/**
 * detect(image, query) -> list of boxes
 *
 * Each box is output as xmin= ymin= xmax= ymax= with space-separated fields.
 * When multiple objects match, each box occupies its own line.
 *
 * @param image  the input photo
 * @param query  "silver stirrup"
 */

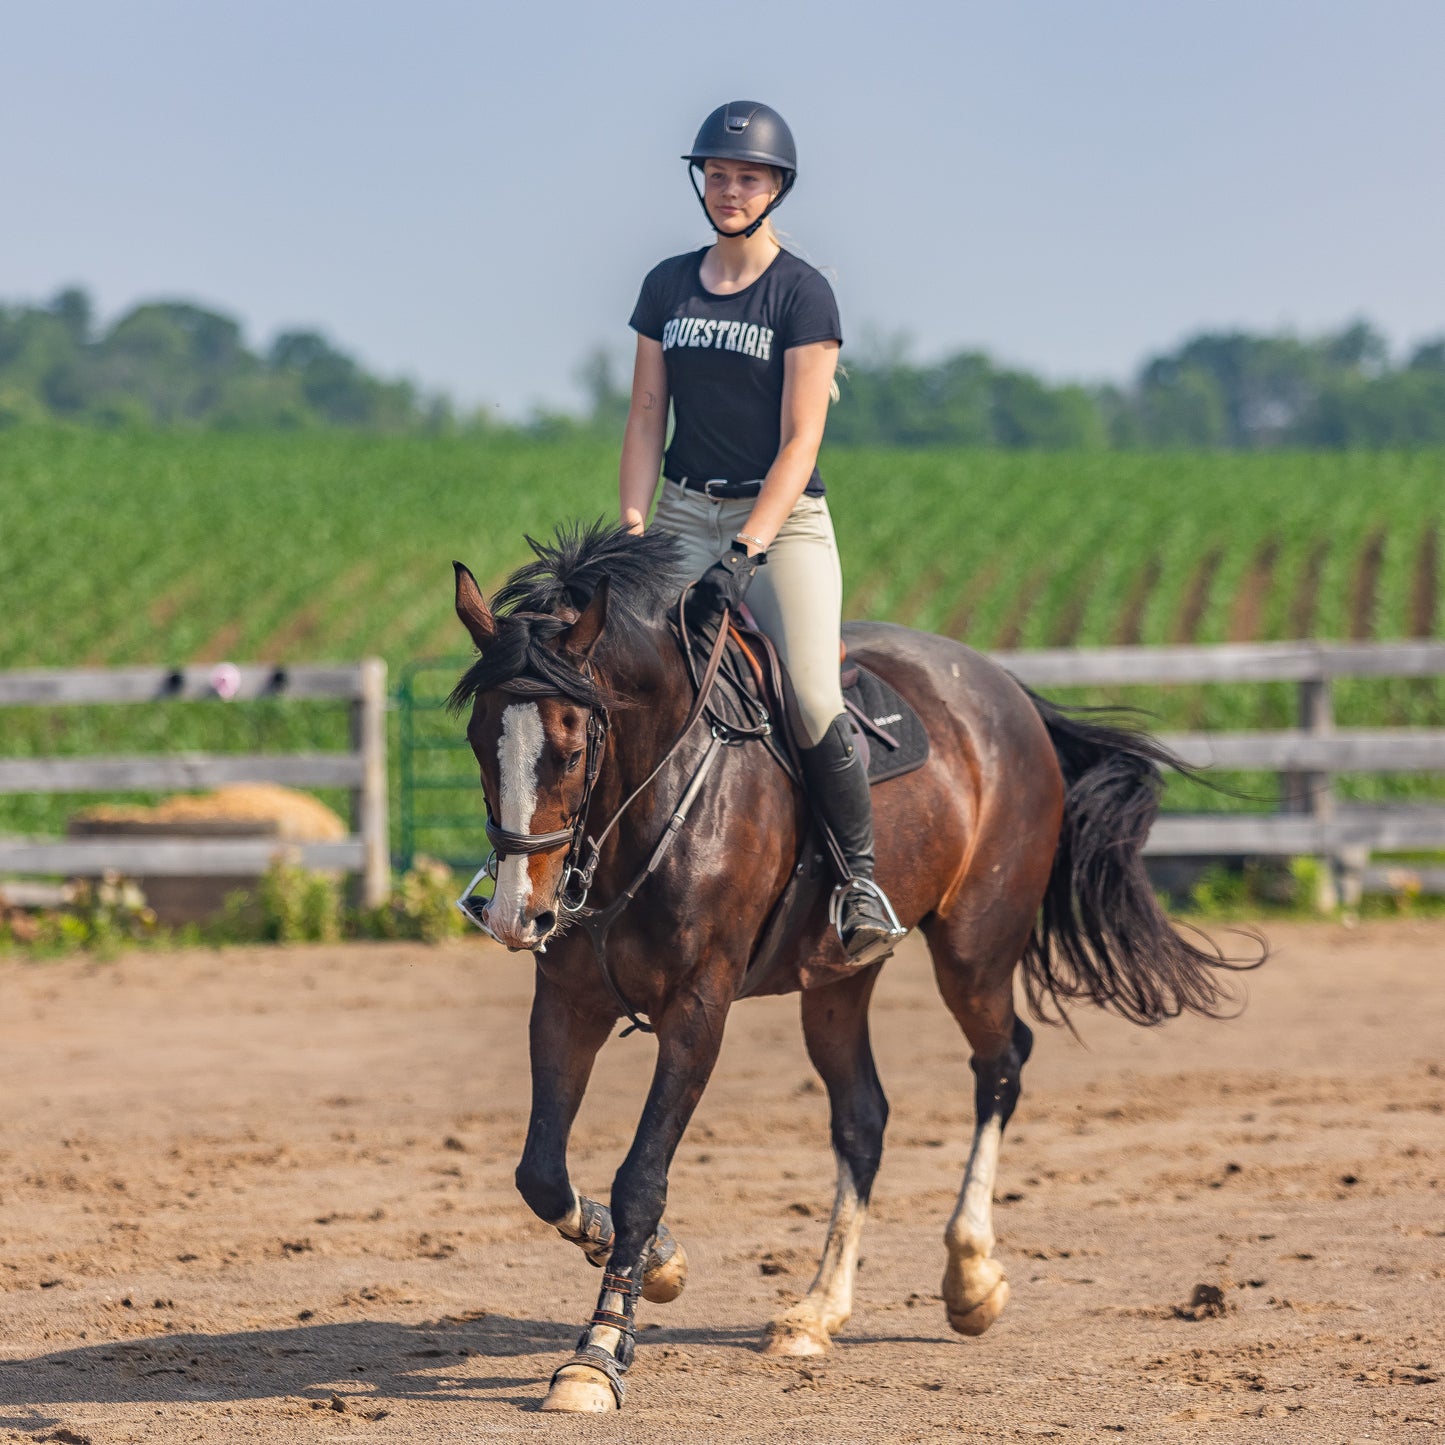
xmin=828 ymin=877 xmax=907 ymax=966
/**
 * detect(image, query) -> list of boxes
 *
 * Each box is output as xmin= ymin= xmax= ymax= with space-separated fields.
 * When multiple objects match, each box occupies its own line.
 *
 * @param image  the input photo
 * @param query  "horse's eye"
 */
xmin=565 ymin=749 xmax=583 ymax=774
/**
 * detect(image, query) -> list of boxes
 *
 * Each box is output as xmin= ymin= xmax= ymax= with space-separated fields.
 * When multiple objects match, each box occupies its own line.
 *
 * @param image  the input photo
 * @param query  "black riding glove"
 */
xmin=688 ymin=547 xmax=765 ymax=625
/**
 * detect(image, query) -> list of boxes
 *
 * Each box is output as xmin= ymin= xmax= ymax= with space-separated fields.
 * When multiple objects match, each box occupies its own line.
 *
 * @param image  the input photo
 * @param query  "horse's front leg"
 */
xmin=541 ymin=983 xmax=730 ymax=1414
xmin=513 ymin=968 xmax=613 ymax=1230
xmin=516 ymin=972 xmax=689 ymax=1303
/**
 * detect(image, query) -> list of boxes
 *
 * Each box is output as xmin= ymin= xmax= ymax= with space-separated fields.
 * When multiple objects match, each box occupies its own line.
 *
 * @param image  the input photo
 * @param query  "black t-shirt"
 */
xmin=629 ymin=247 xmax=842 ymax=495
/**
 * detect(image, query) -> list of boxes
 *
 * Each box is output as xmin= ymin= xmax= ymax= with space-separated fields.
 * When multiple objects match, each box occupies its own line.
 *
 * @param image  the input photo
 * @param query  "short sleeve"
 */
xmin=782 ymin=268 xmax=843 ymax=351
xmin=629 ymin=264 xmax=667 ymax=341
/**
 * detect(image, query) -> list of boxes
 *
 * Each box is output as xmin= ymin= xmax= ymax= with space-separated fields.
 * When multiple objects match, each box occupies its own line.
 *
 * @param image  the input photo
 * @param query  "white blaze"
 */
xmin=490 ymin=702 xmax=544 ymax=932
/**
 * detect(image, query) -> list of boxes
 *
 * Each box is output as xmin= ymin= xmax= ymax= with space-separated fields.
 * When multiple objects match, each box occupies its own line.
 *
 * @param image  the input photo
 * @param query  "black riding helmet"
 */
xmin=683 ymin=100 xmax=797 ymax=239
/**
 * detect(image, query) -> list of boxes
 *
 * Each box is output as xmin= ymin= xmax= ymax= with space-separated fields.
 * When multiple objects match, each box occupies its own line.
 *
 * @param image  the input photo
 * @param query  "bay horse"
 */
xmin=449 ymin=523 xmax=1255 ymax=1414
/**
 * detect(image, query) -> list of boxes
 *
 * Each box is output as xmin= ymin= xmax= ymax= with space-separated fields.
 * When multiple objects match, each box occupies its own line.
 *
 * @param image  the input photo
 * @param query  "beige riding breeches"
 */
xmin=651 ymin=480 xmax=845 ymax=748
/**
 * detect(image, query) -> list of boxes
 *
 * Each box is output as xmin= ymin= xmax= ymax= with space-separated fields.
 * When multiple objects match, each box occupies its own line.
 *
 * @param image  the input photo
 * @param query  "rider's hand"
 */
xmin=687 ymin=547 xmax=764 ymax=625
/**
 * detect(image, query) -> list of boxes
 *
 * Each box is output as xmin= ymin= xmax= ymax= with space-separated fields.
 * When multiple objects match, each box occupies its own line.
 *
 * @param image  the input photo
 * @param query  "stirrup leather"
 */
xmin=828 ymin=877 xmax=907 ymax=966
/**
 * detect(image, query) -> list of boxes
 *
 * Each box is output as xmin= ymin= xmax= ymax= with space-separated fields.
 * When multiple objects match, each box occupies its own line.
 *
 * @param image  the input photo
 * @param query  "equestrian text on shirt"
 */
xmin=661 ymin=316 xmax=774 ymax=360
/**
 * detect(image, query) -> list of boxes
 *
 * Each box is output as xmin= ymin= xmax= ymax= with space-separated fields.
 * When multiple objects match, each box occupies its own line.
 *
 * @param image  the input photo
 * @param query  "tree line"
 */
xmin=576 ymin=321 xmax=1445 ymax=450
xmin=3 ymin=286 xmax=1442 ymax=447
xmin=0 ymin=288 xmax=443 ymax=431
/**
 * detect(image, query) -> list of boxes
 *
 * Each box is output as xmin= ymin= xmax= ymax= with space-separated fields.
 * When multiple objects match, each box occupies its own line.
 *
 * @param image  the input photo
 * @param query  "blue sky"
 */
xmin=3 ymin=0 xmax=1441 ymax=415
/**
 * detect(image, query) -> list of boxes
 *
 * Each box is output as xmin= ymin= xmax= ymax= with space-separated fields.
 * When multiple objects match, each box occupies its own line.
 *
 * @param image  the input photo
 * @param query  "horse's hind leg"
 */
xmin=946 ymin=1012 xmax=1032 ymax=1335
xmin=764 ymin=967 xmax=887 ymax=1358
xmin=925 ymin=919 xmax=1034 ymax=1337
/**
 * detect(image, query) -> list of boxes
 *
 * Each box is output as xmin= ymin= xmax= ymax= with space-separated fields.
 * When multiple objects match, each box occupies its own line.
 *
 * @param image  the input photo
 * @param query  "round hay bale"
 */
xmin=74 ymin=784 xmax=346 ymax=841
xmin=68 ymin=785 xmax=347 ymax=924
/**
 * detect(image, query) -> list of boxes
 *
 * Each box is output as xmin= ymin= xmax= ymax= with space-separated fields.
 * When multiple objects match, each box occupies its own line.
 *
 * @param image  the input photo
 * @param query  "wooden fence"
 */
xmin=0 ymin=661 xmax=389 ymax=907
xmin=2 ymin=641 xmax=1442 ymax=910
xmin=994 ymin=638 xmax=1445 ymax=902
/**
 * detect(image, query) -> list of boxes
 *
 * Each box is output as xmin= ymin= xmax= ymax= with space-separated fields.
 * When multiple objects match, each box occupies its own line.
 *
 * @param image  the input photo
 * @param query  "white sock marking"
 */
xmin=949 ymin=1114 xmax=1003 ymax=1258
xmin=814 ymin=1155 xmax=867 ymax=1322
xmin=785 ymin=1152 xmax=868 ymax=1337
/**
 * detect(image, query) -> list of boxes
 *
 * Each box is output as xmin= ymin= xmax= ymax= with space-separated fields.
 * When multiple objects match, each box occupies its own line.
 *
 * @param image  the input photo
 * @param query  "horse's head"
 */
xmin=450 ymin=561 xmax=611 ymax=952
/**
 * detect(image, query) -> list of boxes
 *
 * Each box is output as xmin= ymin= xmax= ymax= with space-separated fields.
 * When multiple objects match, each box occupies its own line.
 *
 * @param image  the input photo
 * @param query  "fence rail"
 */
xmin=0 ymin=664 xmax=367 ymax=706
xmin=995 ymin=638 xmax=1445 ymax=903
xmin=1146 ymin=808 xmax=1445 ymax=854
xmin=394 ymin=639 xmax=1444 ymax=900
xmin=0 ymin=754 xmax=366 ymax=793
xmin=0 ymin=660 xmax=389 ymax=906
xmin=992 ymin=639 xmax=1445 ymax=686
xmin=1151 ymin=730 xmax=1445 ymax=774
xmin=6 ymin=640 xmax=1443 ymax=910
xmin=0 ymin=837 xmax=366 ymax=876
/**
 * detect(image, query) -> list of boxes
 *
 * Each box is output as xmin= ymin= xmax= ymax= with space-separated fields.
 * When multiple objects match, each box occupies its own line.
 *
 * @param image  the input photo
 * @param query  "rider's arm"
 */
xmin=736 ymin=339 xmax=840 ymax=555
xmin=619 ymin=335 xmax=669 ymax=535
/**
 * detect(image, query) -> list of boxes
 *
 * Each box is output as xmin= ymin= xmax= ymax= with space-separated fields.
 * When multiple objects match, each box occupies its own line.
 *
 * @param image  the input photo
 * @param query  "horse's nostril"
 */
xmin=533 ymin=911 xmax=557 ymax=936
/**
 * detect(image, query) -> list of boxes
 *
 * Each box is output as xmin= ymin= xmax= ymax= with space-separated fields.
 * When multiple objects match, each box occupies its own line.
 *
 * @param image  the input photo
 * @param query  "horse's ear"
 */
xmin=562 ymin=577 xmax=609 ymax=660
xmin=453 ymin=562 xmax=497 ymax=649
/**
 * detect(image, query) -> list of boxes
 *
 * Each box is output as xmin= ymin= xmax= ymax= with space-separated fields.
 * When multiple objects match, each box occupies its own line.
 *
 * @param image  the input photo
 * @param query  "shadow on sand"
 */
xmin=0 ymin=1312 xmax=765 ymax=1414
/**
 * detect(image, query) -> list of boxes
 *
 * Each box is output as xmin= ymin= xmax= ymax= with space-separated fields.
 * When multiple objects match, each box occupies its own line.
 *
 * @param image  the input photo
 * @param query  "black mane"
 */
xmin=449 ymin=521 xmax=687 ymax=712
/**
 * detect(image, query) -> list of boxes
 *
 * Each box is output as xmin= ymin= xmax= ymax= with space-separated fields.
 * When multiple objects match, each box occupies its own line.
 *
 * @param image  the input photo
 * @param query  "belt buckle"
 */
xmin=702 ymin=479 xmax=729 ymax=500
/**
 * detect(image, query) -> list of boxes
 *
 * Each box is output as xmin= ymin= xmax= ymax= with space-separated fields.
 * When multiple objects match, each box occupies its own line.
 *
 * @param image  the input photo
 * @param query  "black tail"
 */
xmin=1020 ymin=690 xmax=1265 ymax=1027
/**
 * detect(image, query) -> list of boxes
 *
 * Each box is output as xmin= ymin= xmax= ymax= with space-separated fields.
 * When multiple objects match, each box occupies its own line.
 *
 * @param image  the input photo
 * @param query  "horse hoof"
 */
xmin=947 ymin=1277 xmax=1010 ymax=1337
xmin=540 ymin=1365 xmax=618 ymax=1413
xmin=642 ymin=1234 xmax=688 ymax=1303
xmin=762 ymin=1319 xmax=831 ymax=1358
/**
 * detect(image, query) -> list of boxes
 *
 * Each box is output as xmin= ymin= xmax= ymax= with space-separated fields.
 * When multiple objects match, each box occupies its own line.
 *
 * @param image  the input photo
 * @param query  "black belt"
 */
xmin=673 ymin=477 xmax=764 ymax=499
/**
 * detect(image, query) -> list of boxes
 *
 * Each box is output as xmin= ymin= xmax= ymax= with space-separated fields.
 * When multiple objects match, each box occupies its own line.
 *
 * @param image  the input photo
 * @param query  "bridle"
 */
xmin=456 ymin=601 xmax=736 ymax=1030
xmin=466 ymin=671 xmax=612 ymax=924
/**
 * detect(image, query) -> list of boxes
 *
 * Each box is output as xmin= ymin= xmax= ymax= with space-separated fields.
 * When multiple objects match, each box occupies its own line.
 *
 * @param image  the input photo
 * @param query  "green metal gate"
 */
xmin=394 ymin=657 xmax=487 ymax=872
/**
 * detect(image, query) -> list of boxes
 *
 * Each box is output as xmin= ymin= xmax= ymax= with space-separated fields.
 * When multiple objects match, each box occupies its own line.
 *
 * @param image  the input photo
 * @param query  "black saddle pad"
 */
xmin=842 ymin=663 xmax=929 ymax=785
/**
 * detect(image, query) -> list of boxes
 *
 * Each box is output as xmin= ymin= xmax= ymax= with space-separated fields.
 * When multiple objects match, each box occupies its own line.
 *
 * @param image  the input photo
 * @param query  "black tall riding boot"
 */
xmin=799 ymin=714 xmax=907 ymax=967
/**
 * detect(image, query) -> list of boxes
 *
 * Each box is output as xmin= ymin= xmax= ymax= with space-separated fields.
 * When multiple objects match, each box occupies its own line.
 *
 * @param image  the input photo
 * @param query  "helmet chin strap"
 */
xmin=688 ymin=163 xmax=795 ymax=240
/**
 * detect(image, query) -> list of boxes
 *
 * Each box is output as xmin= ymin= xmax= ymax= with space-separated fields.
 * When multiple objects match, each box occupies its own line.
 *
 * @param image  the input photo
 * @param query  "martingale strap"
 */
xmin=465 ymin=599 xmax=737 ymax=1041
xmin=570 ymin=606 xmax=732 ymax=888
xmin=567 ymin=608 xmax=733 ymax=1036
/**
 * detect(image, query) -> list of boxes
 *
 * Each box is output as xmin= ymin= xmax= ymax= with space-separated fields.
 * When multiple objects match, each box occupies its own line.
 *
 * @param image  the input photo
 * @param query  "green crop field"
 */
xmin=1 ymin=429 xmax=1441 ymax=853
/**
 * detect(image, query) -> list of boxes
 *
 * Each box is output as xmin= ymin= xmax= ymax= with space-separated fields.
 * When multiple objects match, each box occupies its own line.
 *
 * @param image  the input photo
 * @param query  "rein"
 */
xmin=468 ymin=601 xmax=736 ymax=1036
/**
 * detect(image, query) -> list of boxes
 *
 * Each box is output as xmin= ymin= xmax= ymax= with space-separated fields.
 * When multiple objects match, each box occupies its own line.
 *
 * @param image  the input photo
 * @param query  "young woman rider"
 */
xmin=619 ymin=99 xmax=905 ymax=968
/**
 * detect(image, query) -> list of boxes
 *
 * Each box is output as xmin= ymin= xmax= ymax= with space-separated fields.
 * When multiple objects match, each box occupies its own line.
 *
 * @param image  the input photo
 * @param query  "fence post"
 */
xmin=397 ymin=666 xmax=416 ymax=875
xmin=352 ymin=657 xmax=390 ymax=909
xmin=1296 ymin=669 xmax=1339 ymax=911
